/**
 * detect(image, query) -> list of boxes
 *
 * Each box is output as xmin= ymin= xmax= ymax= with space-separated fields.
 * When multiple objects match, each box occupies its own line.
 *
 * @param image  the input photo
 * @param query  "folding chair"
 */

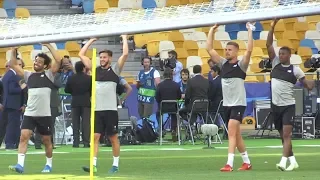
xmin=187 ymin=99 xmax=209 ymax=145
xmin=209 ymin=100 xmax=228 ymax=135
xmin=56 ymin=98 xmax=72 ymax=145
xmin=159 ymin=100 xmax=181 ymax=146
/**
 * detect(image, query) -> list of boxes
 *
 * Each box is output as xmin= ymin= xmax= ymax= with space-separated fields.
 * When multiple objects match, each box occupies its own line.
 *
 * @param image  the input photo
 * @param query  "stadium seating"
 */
xmin=0 ymin=8 xmax=7 ymax=18
xmin=94 ymin=0 xmax=109 ymax=13
xmin=72 ymin=0 xmax=82 ymax=6
xmin=142 ymin=0 xmax=156 ymax=8
xmin=15 ymin=7 xmax=30 ymax=18
xmin=3 ymin=0 xmax=16 ymax=18
xmin=83 ymin=0 xmax=94 ymax=13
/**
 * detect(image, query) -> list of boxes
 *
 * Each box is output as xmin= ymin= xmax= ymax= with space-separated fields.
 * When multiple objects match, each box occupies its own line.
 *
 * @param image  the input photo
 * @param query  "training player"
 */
xmin=79 ymin=35 xmax=128 ymax=174
xmin=207 ymin=23 xmax=253 ymax=172
xmin=9 ymin=44 xmax=62 ymax=173
xmin=267 ymin=19 xmax=314 ymax=171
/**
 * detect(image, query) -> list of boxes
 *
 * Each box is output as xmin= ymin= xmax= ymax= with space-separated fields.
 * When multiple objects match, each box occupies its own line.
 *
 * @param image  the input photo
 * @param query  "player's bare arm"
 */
xmin=117 ymin=35 xmax=129 ymax=71
xmin=79 ymin=38 xmax=97 ymax=70
xmin=9 ymin=47 xmax=24 ymax=78
xmin=242 ymin=22 xmax=254 ymax=66
xmin=206 ymin=24 xmax=224 ymax=64
xmin=301 ymin=77 xmax=315 ymax=90
xmin=266 ymin=19 xmax=279 ymax=61
xmin=43 ymin=44 xmax=62 ymax=74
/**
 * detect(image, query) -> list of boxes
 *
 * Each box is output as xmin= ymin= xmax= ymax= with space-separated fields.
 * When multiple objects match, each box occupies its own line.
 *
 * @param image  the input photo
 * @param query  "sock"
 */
xmin=93 ymin=157 xmax=97 ymax=167
xmin=279 ymin=156 xmax=288 ymax=167
xmin=226 ymin=153 xmax=235 ymax=167
xmin=112 ymin=156 xmax=119 ymax=167
xmin=288 ymin=156 xmax=297 ymax=164
xmin=17 ymin=153 xmax=25 ymax=167
xmin=241 ymin=151 xmax=251 ymax=164
xmin=46 ymin=157 xmax=52 ymax=168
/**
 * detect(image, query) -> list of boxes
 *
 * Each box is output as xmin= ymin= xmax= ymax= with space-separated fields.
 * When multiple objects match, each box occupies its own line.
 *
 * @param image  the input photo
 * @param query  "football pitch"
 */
xmin=0 ymin=139 xmax=319 ymax=180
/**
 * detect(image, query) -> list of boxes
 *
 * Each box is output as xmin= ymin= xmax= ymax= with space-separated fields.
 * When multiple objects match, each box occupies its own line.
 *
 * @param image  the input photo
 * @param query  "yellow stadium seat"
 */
xmin=277 ymin=39 xmax=295 ymax=54
xmin=260 ymin=20 xmax=273 ymax=31
xmin=283 ymin=18 xmax=297 ymax=31
xmin=134 ymin=34 xmax=149 ymax=48
xmin=147 ymin=40 xmax=160 ymax=56
xmin=56 ymin=49 xmax=70 ymax=58
xmin=202 ymin=64 xmax=210 ymax=75
xmin=198 ymin=48 xmax=210 ymax=64
xmin=199 ymin=27 xmax=210 ymax=36
xmin=86 ymin=49 xmax=93 ymax=59
xmin=0 ymin=48 xmax=8 ymax=61
xmin=18 ymin=45 xmax=34 ymax=66
xmin=251 ymin=47 xmax=264 ymax=63
xmin=94 ymin=0 xmax=109 ymax=13
xmin=15 ymin=8 xmax=30 ymax=18
xmin=0 ymin=0 xmax=3 ymax=8
xmin=180 ymin=0 xmax=189 ymax=5
xmin=108 ymin=0 xmax=119 ymax=7
xmin=158 ymin=31 xmax=171 ymax=41
xmin=282 ymin=31 xmax=300 ymax=50
xmin=65 ymin=41 xmax=81 ymax=57
xmin=253 ymin=40 xmax=267 ymax=55
xmin=183 ymin=40 xmax=199 ymax=56
xmin=211 ymin=40 xmax=224 ymax=57
xmin=168 ymin=31 xmax=185 ymax=48
xmin=175 ymin=48 xmax=188 ymax=67
xmin=294 ymin=22 xmax=309 ymax=40
xmin=274 ymin=20 xmax=286 ymax=40
xmin=232 ymin=40 xmax=246 ymax=55
xmin=189 ymin=0 xmax=203 ymax=4
xmin=245 ymin=74 xmax=259 ymax=82
xmin=306 ymin=15 xmax=320 ymax=30
xmin=166 ymin=0 xmax=181 ymax=6
xmin=297 ymin=47 xmax=313 ymax=61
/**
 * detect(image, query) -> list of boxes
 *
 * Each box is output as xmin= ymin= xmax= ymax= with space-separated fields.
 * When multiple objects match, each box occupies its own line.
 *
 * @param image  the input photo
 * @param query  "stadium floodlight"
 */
xmin=0 ymin=0 xmax=319 ymax=47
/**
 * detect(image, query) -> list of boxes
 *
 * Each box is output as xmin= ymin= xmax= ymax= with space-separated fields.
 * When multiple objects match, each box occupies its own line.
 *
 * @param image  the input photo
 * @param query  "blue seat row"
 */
xmin=300 ymin=39 xmax=319 ymax=54
xmin=225 ymin=22 xmax=263 ymax=40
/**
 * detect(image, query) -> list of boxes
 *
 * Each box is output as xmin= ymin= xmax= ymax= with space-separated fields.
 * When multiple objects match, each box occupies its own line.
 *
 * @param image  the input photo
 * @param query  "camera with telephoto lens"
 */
xmin=164 ymin=57 xmax=176 ymax=69
xmin=259 ymin=58 xmax=272 ymax=69
xmin=310 ymin=57 xmax=320 ymax=69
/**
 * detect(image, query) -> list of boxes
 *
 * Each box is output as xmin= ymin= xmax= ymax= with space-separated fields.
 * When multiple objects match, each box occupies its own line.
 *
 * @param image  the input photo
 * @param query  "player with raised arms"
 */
xmin=267 ymin=19 xmax=314 ymax=171
xmin=79 ymin=35 xmax=128 ymax=174
xmin=207 ymin=22 xmax=253 ymax=172
xmin=9 ymin=44 xmax=62 ymax=173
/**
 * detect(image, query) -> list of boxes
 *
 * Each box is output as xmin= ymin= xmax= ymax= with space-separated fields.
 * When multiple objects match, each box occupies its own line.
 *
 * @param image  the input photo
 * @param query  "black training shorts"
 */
xmin=21 ymin=116 xmax=53 ymax=136
xmin=95 ymin=110 xmax=119 ymax=136
xmin=272 ymin=104 xmax=295 ymax=130
xmin=224 ymin=106 xmax=246 ymax=122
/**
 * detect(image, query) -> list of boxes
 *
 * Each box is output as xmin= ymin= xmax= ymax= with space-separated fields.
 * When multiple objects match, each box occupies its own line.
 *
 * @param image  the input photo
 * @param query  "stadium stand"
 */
xmin=0 ymin=0 xmax=320 ymax=84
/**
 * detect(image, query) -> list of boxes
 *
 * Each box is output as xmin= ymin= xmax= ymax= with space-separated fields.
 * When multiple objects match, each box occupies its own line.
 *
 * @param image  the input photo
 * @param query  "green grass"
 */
xmin=0 ymin=139 xmax=319 ymax=180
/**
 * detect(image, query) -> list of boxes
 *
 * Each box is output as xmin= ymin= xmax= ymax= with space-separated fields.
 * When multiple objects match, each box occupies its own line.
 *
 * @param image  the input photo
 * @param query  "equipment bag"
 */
xmin=136 ymin=118 xmax=158 ymax=143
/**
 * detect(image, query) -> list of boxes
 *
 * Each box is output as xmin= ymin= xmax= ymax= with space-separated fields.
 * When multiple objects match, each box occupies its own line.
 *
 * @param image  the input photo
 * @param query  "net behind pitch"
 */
xmin=0 ymin=0 xmax=319 ymax=47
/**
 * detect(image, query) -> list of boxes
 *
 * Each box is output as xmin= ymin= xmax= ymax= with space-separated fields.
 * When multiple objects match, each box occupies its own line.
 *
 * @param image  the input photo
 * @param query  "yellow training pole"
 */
xmin=89 ymin=48 xmax=97 ymax=180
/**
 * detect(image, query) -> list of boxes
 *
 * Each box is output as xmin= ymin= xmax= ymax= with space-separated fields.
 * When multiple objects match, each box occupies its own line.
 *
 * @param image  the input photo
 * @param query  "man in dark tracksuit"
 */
xmin=34 ymin=73 xmax=62 ymax=149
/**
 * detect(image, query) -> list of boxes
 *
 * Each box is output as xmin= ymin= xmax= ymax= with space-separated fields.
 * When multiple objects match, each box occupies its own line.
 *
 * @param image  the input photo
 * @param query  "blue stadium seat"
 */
xmin=56 ymin=42 xmax=66 ymax=49
xmin=300 ymin=39 xmax=319 ymax=54
xmin=253 ymin=22 xmax=263 ymax=40
xmin=72 ymin=0 xmax=82 ymax=6
xmin=142 ymin=0 xmax=157 ymax=9
xmin=225 ymin=23 xmax=241 ymax=40
xmin=82 ymin=0 xmax=94 ymax=14
xmin=33 ymin=44 xmax=42 ymax=50
xmin=3 ymin=0 xmax=17 ymax=18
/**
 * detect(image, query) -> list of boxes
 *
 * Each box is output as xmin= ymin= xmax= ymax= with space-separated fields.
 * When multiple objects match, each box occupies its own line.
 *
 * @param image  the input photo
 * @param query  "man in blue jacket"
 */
xmin=0 ymin=58 xmax=26 ymax=150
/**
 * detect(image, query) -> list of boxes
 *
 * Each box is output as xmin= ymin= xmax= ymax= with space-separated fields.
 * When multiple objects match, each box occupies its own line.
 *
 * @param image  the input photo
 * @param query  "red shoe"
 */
xmin=220 ymin=164 xmax=233 ymax=172
xmin=238 ymin=163 xmax=252 ymax=171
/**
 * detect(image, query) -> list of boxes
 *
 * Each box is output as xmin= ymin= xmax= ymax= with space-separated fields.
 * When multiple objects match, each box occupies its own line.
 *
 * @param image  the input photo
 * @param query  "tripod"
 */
xmin=313 ymin=71 xmax=320 ymax=136
xmin=254 ymin=111 xmax=273 ymax=138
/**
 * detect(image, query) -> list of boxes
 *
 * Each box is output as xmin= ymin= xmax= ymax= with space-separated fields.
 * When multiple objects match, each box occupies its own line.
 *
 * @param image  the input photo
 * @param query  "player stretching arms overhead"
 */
xmin=207 ymin=23 xmax=253 ymax=172
xmin=79 ymin=35 xmax=128 ymax=174
xmin=267 ymin=19 xmax=314 ymax=171
xmin=9 ymin=44 xmax=62 ymax=173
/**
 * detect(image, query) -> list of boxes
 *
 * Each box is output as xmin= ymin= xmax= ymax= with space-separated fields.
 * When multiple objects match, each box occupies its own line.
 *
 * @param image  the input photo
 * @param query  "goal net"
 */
xmin=0 ymin=0 xmax=319 ymax=47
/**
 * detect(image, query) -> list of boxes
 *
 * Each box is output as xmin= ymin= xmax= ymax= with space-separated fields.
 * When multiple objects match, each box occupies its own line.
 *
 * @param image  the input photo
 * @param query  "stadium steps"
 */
xmin=16 ymin=0 xmax=83 ymax=16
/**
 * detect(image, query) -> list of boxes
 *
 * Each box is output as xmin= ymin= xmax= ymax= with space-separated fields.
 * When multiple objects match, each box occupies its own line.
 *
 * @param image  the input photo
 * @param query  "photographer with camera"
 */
xmin=164 ymin=50 xmax=183 ymax=83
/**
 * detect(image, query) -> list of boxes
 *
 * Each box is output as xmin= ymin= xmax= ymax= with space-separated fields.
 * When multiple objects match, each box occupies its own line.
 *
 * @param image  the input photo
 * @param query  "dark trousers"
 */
xmin=0 ymin=108 xmax=21 ymax=149
xmin=34 ymin=107 xmax=59 ymax=147
xmin=156 ymin=112 xmax=177 ymax=131
xmin=72 ymin=107 xmax=90 ymax=146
